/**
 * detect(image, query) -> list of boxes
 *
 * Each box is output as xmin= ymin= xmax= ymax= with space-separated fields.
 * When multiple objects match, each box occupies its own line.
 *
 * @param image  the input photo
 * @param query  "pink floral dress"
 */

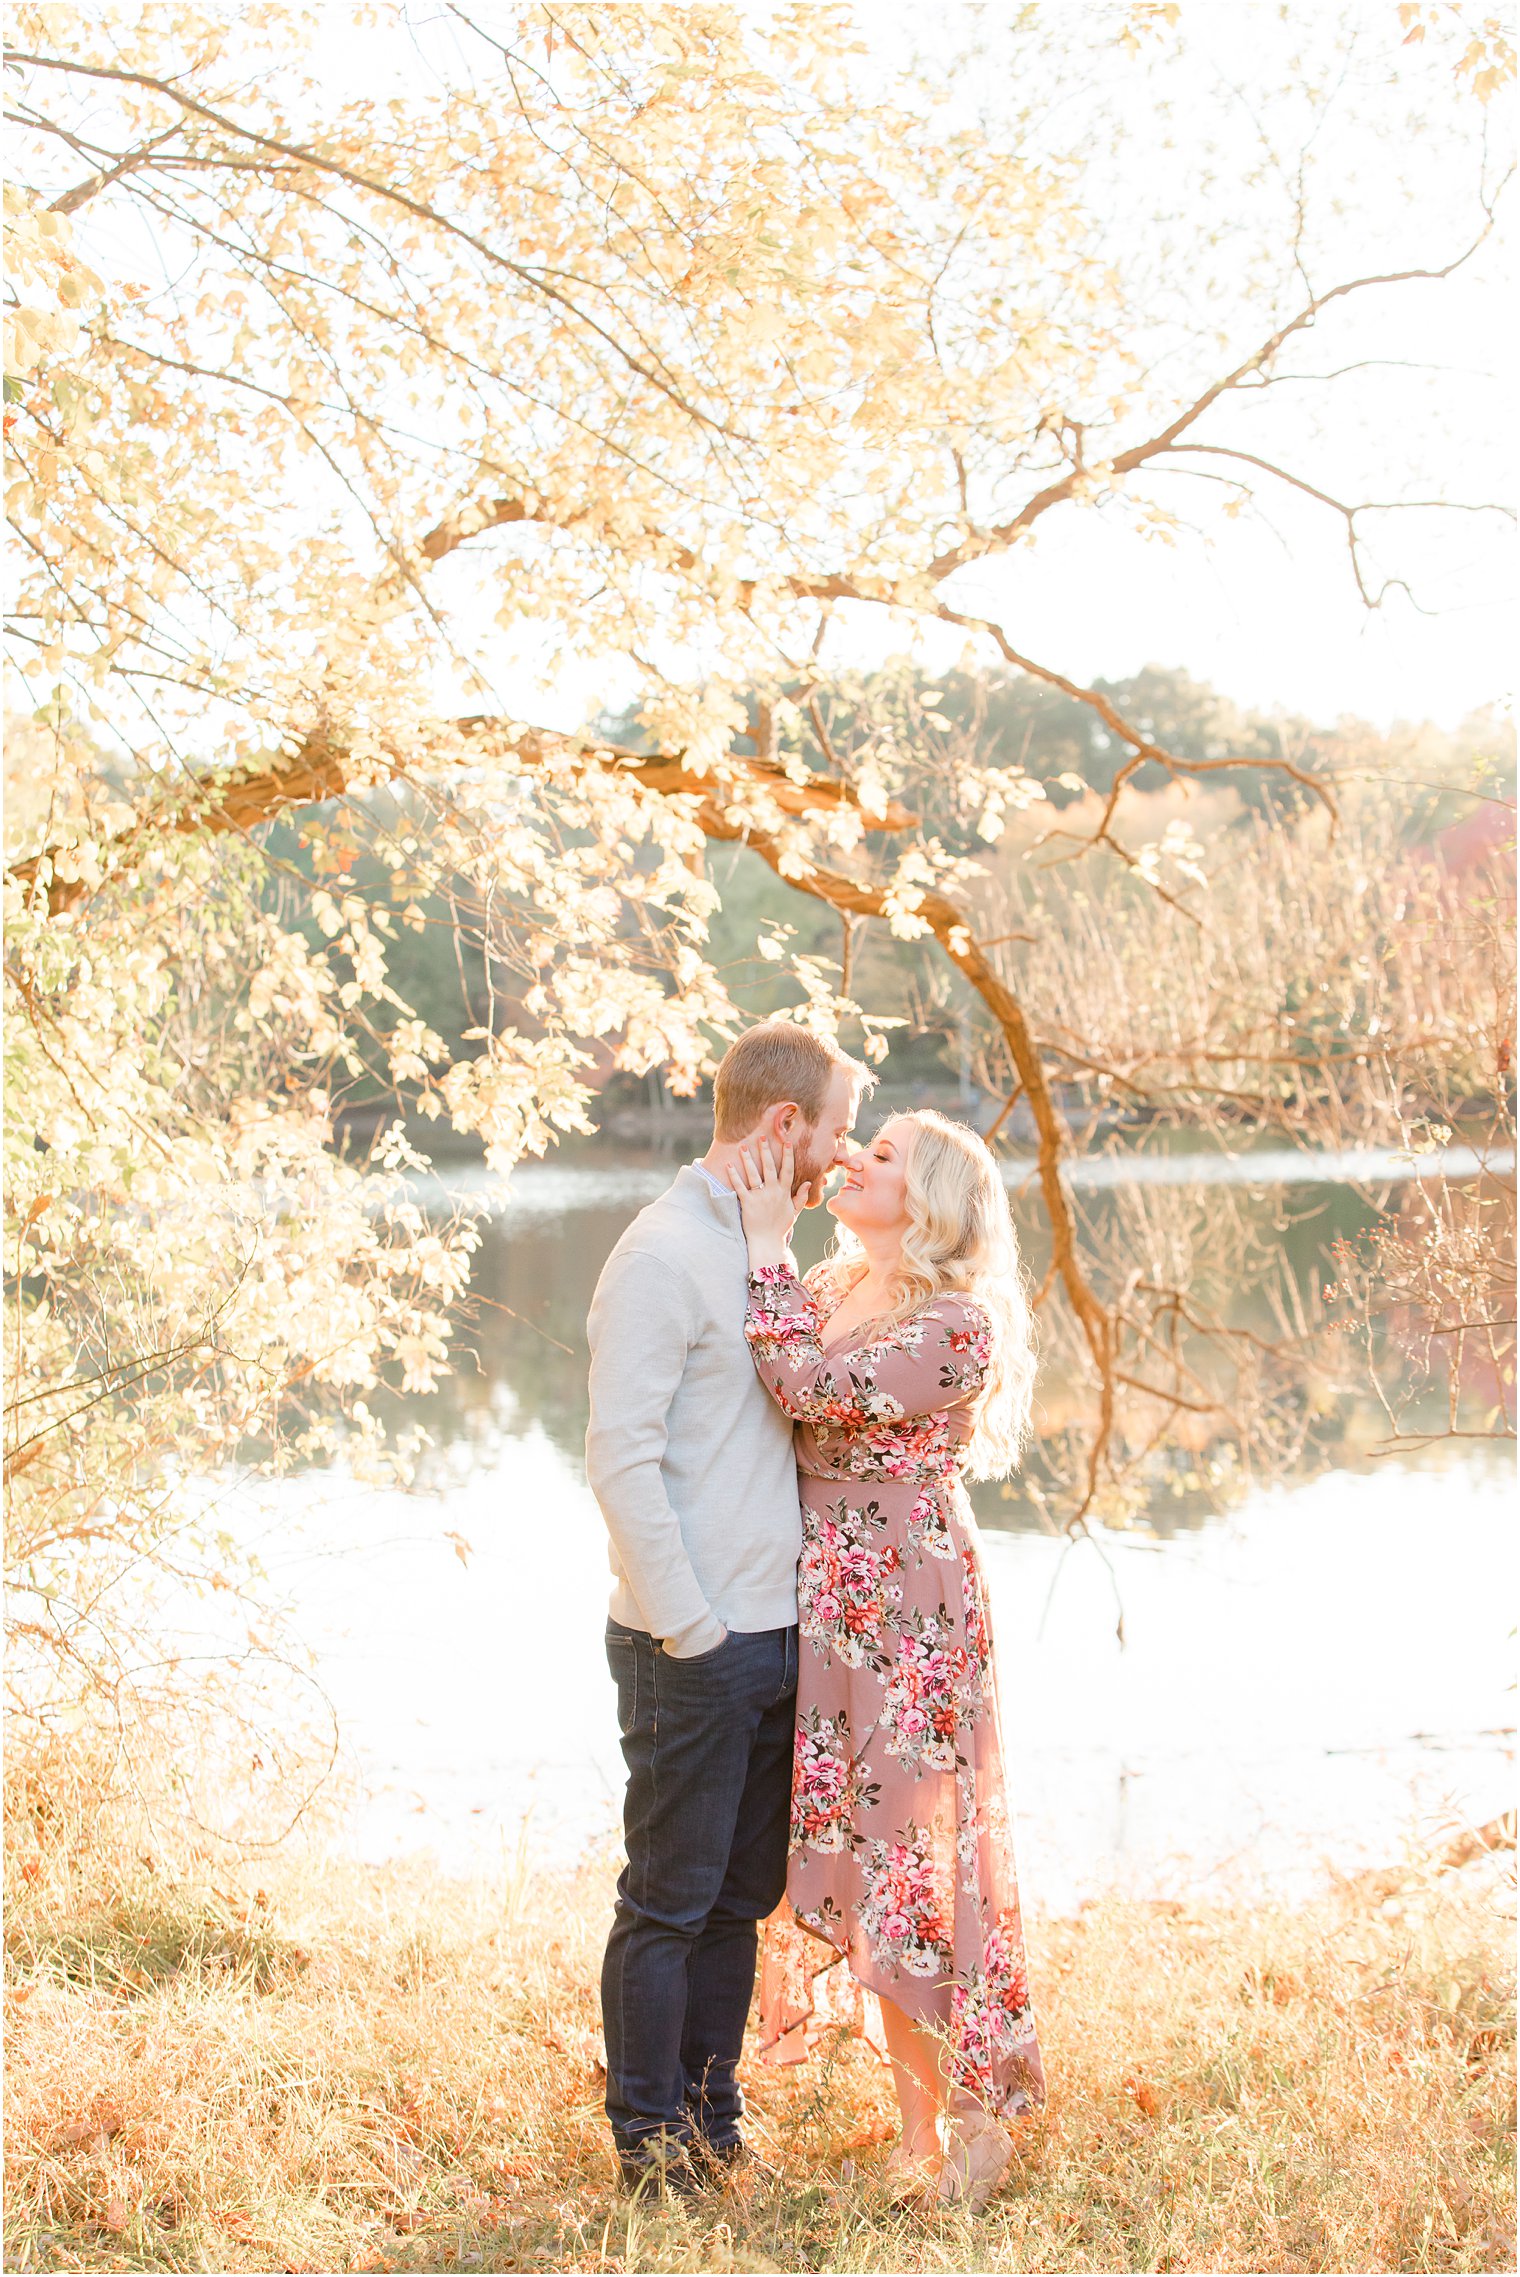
xmin=744 ymin=1263 xmax=1045 ymax=2117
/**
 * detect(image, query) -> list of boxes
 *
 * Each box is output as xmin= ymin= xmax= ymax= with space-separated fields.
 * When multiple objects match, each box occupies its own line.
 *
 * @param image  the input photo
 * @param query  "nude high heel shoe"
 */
xmin=937 ymin=2102 xmax=1013 ymax=2212
xmin=880 ymin=2136 xmax=940 ymax=2207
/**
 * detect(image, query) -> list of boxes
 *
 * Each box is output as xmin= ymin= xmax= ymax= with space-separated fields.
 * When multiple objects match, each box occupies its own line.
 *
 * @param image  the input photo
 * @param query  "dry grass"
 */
xmin=4 ymin=1750 xmax=1514 ymax=2275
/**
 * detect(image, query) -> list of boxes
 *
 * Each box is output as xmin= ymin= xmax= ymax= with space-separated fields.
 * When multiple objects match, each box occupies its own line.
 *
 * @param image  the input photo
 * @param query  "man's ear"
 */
xmin=772 ymin=1101 xmax=800 ymax=1141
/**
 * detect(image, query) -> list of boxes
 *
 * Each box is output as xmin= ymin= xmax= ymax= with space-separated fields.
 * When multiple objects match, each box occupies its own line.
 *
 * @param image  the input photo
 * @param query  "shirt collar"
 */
xmin=690 ymin=1159 xmax=739 ymax=1206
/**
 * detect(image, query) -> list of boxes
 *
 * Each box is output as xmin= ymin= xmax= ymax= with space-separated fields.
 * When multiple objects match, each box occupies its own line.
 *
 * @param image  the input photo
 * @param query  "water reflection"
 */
xmin=254 ymin=1435 xmax=1514 ymax=1902
xmin=377 ymin=1146 xmax=1486 ymax=1534
xmin=248 ymin=1144 xmax=1513 ymax=1895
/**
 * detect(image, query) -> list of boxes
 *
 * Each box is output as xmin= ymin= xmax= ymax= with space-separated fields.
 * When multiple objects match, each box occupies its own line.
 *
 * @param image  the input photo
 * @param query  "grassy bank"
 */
xmin=5 ymin=1766 xmax=1514 ymax=2275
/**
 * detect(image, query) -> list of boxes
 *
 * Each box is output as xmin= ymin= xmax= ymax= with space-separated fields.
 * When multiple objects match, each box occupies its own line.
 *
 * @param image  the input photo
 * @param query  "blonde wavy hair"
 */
xmin=818 ymin=1110 xmax=1037 ymax=1479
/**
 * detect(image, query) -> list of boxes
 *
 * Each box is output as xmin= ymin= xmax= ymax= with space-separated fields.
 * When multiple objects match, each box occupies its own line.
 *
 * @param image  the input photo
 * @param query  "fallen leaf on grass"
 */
xmin=57 ymin=2110 xmax=123 ymax=2152
xmin=103 ymin=2199 xmax=130 ymax=2234
xmin=1123 ymin=2075 xmax=1164 ymax=2118
xmin=460 ymin=2192 xmax=516 ymax=2224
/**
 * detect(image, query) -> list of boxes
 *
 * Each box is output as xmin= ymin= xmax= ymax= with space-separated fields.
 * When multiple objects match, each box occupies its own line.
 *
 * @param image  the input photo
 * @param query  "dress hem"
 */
xmin=756 ymin=1904 xmax=890 ymax=2067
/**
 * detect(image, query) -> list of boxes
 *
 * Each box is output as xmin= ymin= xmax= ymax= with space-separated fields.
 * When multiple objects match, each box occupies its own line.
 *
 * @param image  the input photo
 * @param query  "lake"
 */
xmin=241 ymin=1144 xmax=1514 ymax=1909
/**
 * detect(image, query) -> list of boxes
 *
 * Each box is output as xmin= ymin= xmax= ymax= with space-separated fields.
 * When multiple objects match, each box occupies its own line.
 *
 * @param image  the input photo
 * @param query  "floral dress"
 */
xmin=744 ymin=1263 xmax=1045 ymax=2118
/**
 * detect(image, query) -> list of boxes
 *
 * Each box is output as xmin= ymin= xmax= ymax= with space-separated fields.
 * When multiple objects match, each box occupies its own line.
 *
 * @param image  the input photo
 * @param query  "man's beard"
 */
xmin=791 ymin=1127 xmax=834 ymax=1209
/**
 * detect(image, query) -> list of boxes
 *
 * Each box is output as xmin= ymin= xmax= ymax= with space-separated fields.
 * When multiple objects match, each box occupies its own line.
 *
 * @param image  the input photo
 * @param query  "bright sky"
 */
xmin=927 ymin=437 xmax=1512 ymax=732
xmin=935 ymin=0 xmax=1514 ymax=732
xmin=837 ymin=0 xmax=1511 ymax=732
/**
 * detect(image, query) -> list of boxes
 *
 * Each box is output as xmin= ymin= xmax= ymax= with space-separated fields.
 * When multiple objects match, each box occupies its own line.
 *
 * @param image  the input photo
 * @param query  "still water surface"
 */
xmin=249 ymin=1148 xmax=1513 ymax=1906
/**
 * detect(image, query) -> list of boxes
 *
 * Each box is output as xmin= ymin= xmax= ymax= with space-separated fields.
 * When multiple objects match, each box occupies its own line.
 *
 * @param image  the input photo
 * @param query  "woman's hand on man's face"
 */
xmin=726 ymin=1139 xmax=801 ymax=1255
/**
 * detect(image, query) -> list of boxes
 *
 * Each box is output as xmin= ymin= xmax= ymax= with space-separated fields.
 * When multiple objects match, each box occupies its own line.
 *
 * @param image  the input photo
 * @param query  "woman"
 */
xmin=727 ymin=1110 xmax=1044 ymax=2210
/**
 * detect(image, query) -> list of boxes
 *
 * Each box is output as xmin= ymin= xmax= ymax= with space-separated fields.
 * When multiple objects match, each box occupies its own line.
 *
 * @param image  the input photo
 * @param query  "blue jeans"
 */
xmin=601 ymin=1619 xmax=798 ymax=2157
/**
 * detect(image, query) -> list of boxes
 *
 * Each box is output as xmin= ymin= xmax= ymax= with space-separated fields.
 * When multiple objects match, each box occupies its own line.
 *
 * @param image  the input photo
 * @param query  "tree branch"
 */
xmin=7 ymin=723 xmax=916 ymax=917
xmin=920 ymin=202 xmax=1511 ymax=580
xmin=46 ymin=123 xmax=182 ymax=214
xmin=931 ymin=603 xmax=1339 ymax=826
xmin=1164 ymin=442 xmax=1515 ymax=609
xmin=4 ymin=46 xmax=742 ymax=437
xmin=687 ymin=796 xmax=1117 ymax=1507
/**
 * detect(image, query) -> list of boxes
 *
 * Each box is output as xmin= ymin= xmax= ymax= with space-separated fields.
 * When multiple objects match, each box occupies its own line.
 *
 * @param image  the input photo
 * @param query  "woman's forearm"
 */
xmin=743 ymin=1263 xmax=846 ymax=1423
xmin=743 ymin=1231 xmax=791 ymax=1273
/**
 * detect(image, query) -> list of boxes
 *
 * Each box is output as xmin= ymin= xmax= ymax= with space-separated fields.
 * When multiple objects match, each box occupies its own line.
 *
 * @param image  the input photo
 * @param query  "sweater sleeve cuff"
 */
xmin=660 ymin=1609 xmax=728 ymax=1659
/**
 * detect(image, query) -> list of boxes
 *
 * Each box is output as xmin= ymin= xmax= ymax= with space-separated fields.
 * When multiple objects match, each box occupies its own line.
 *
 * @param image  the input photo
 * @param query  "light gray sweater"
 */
xmin=585 ymin=1166 xmax=802 ymax=1656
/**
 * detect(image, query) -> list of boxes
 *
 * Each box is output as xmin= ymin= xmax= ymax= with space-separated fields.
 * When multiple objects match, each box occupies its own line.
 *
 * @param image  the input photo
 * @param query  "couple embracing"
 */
xmin=586 ymin=1023 xmax=1045 ymax=2212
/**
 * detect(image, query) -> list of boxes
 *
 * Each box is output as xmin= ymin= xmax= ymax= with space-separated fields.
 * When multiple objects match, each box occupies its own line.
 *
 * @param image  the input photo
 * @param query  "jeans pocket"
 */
xmin=606 ymin=1631 xmax=640 ymax=1737
xmin=663 ymin=1630 xmax=732 ymax=1668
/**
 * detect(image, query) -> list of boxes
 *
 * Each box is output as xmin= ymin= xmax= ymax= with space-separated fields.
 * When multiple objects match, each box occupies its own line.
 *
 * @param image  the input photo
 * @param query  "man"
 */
xmin=586 ymin=1022 xmax=871 ymax=2190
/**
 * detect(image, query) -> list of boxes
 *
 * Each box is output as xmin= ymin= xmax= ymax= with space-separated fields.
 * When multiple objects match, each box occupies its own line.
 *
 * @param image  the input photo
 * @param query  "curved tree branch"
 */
xmin=687 ymin=796 xmax=1117 ymax=1513
xmin=1164 ymin=442 xmax=1515 ymax=608
xmin=920 ymin=193 xmax=1511 ymax=580
xmin=6 ymin=722 xmax=916 ymax=918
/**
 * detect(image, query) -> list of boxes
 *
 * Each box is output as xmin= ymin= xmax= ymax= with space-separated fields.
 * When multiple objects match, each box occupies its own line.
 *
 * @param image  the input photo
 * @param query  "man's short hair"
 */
xmin=713 ymin=1022 xmax=874 ymax=1141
